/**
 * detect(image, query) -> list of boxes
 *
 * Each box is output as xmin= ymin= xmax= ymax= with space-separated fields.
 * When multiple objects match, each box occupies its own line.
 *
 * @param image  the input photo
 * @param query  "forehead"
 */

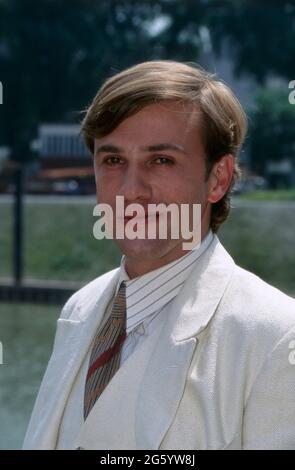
xmin=95 ymin=100 xmax=202 ymax=148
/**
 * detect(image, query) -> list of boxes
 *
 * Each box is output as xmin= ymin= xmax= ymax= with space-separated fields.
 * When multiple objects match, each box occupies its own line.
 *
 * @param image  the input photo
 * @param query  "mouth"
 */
xmin=123 ymin=214 xmax=160 ymax=223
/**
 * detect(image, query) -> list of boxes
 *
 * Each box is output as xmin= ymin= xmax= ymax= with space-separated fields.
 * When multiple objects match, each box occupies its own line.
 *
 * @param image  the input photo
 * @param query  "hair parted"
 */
xmin=81 ymin=60 xmax=248 ymax=232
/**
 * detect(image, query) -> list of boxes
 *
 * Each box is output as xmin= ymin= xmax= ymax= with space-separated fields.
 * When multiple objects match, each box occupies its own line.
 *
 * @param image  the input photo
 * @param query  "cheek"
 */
xmin=95 ymin=179 xmax=116 ymax=205
xmin=169 ymin=173 xmax=207 ymax=203
xmin=95 ymin=169 xmax=119 ymax=193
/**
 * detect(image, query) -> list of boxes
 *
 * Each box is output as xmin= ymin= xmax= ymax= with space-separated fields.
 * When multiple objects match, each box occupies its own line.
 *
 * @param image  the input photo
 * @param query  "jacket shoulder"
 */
xmin=218 ymin=264 xmax=295 ymax=339
xmin=209 ymin=263 xmax=295 ymax=403
xmin=59 ymin=267 xmax=120 ymax=320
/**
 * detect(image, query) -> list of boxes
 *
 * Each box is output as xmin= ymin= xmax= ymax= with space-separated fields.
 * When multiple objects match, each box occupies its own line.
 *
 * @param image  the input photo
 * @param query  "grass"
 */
xmin=0 ymin=201 xmax=121 ymax=281
xmin=219 ymin=203 xmax=295 ymax=296
xmin=0 ymin=199 xmax=295 ymax=295
xmin=238 ymin=189 xmax=295 ymax=201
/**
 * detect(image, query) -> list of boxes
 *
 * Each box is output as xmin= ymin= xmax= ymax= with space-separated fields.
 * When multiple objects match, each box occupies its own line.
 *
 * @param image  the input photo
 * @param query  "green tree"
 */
xmin=0 ymin=0 xmax=206 ymax=161
xmin=250 ymin=87 xmax=295 ymax=174
xmin=1 ymin=0 xmax=294 ymax=164
xmin=208 ymin=0 xmax=295 ymax=82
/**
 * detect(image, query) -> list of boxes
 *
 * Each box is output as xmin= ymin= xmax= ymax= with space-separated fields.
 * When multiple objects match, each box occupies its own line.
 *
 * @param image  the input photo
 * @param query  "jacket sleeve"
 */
xmin=242 ymin=325 xmax=295 ymax=449
xmin=22 ymin=293 xmax=80 ymax=449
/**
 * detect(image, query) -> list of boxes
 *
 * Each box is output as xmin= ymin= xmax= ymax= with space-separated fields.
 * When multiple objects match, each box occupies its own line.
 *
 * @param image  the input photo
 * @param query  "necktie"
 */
xmin=84 ymin=280 xmax=127 ymax=420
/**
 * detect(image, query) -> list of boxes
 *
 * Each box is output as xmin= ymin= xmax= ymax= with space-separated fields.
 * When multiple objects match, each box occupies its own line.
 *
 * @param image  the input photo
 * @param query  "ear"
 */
xmin=207 ymin=154 xmax=234 ymax=203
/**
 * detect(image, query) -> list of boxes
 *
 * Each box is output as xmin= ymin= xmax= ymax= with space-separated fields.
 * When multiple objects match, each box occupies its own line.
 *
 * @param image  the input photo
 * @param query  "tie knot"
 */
xmin=116 ymin=280 xmax=126 ymax=300
xmin=112 ymin=281 xmax=126 ymax=318
xmin=119 ymin=280 xmax=126 ymax=291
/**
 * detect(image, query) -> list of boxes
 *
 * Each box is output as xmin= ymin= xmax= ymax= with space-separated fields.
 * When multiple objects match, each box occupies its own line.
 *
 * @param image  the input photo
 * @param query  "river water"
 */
xmin=0 ymin=302 xmax=60 ymax=449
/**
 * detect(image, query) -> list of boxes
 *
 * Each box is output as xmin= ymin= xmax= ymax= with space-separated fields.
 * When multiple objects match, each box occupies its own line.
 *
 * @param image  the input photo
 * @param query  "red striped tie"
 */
xmin=84 ymin=281 xmax=127 ymax=420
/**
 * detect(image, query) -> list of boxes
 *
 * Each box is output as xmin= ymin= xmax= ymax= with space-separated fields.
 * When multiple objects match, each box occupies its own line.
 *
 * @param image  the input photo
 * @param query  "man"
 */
xmin=23 ymin=60 xmax=295 ymax=450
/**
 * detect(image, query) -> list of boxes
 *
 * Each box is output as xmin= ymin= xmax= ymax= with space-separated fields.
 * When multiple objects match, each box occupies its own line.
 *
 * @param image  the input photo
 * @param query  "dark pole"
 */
xmin=13 ymin=162 xmax=24 ymax=286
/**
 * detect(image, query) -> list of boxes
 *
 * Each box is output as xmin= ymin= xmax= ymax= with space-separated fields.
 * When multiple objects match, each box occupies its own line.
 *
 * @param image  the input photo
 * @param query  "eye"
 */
xmin=153 ymin=156 xmax=174 ymax=165
xmin=103 ymin=155 xmax=124 ymax=166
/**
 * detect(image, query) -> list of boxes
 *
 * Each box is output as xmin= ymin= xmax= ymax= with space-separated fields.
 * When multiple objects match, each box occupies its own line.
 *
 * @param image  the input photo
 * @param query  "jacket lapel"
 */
xmin=135 ymin=236 xmax=235 ymax=449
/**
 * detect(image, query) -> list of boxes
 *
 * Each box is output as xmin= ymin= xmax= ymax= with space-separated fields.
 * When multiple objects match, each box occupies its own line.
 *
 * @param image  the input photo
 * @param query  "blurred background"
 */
xmin=0 ymin=0 xmax=295 ymax=449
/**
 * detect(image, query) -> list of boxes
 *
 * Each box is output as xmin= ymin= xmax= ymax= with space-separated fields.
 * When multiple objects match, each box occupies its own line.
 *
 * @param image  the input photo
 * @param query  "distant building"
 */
xmin=37 ymin=124 xmax=92 ymax=168
xmin=266 ymin=159 xmax=295 ymax=189
xmin=28 ymin=124 xmax=95 ymax=194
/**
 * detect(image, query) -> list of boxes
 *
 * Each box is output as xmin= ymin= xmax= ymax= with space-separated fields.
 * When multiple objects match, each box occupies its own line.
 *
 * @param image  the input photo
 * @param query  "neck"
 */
xmin=124 ymin=227 xmax=211 ymax=279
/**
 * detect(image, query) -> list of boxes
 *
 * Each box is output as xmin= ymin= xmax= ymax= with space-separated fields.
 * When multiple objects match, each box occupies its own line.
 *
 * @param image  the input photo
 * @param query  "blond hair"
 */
xmin=81 ymin=60 xmax=248 ymax=232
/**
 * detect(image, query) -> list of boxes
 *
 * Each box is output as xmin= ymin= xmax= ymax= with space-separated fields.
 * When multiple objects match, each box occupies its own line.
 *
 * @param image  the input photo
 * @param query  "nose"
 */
xmin=119 ymin=164 xmax=152 ymax=203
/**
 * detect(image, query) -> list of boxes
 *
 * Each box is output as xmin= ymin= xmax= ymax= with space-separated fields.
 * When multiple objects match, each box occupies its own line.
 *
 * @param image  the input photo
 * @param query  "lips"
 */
xmin=124 ymin=216 xmax=147 ymax=225
xmin=124 ymin=213 xmax=160 ymax=222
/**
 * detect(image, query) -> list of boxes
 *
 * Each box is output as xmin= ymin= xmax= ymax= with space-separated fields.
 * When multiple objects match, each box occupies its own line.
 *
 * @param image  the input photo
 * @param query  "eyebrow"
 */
xmin=95 ymin=143 xmax=187 ymax=156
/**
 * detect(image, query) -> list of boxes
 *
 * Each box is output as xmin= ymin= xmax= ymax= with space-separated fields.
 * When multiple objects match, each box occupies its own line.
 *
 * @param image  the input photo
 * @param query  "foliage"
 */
xmin=0 ymin=0 xmax=294 ymax=163
xmin=249 ymin=87 xmax=295 ymax=174
xmin=208 ymin=0 xmax=295 ymax=82
xmin=0 ymin=0 xmax=206 ymax=160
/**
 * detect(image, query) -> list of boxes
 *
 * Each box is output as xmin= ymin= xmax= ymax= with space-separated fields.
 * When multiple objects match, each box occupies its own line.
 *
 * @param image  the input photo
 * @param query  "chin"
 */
xmin=115 ymin=237 xmax=179 ymax=261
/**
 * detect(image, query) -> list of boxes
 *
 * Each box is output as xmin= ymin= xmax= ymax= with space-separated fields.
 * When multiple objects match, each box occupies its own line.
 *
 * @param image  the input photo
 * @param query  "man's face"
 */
xmin=93 ymin=100 xmax=214 ymax=276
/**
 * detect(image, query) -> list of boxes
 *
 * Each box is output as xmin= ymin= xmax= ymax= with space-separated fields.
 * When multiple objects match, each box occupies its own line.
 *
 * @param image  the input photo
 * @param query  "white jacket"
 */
xmin=23 ymin=236 xmax=295 ymax=450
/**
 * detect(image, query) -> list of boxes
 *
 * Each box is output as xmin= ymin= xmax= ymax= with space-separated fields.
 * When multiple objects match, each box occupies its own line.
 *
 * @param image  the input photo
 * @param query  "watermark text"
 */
xmin=93 ymin=196 xmax=201 ymax=250
xmin=288 ymin=80 xmax=295 ymax=104
xmin=288 ymin=339 xmax=295 ymax=365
